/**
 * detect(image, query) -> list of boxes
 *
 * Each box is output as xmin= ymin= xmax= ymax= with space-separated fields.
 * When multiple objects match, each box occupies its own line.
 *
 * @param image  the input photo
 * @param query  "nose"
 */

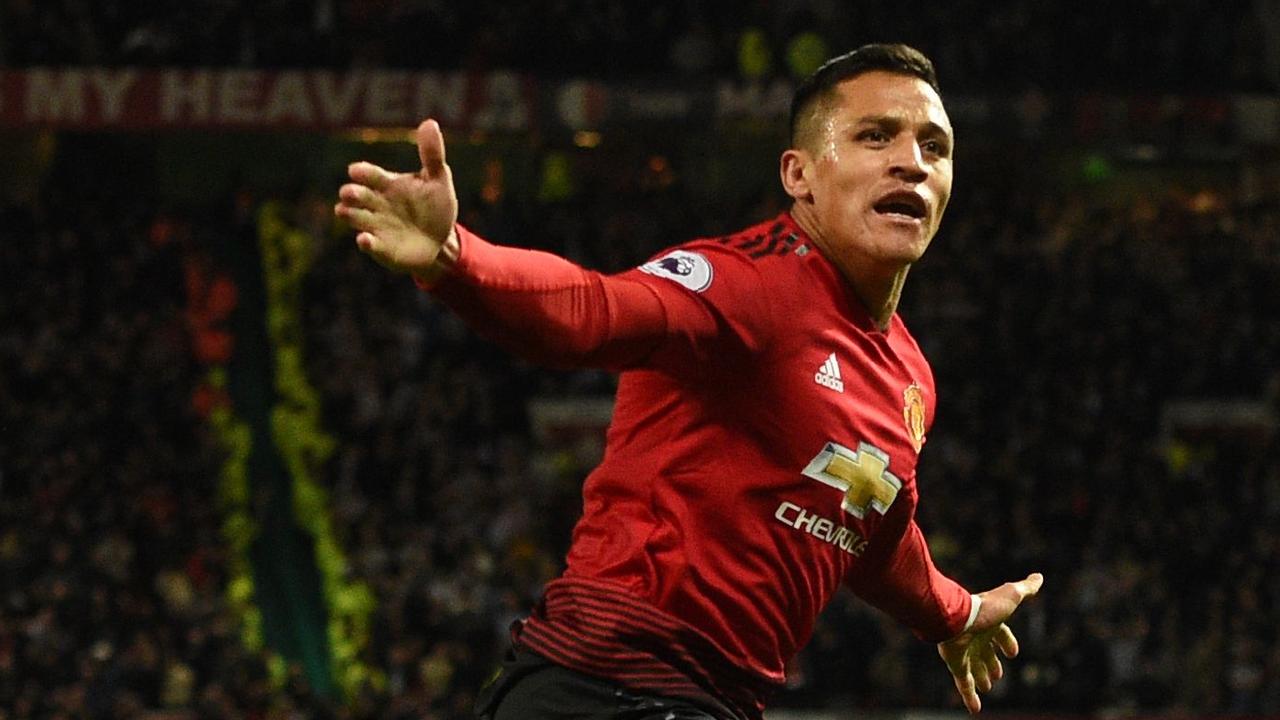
xmin=888 ymin=138 xmax=927 ymax=183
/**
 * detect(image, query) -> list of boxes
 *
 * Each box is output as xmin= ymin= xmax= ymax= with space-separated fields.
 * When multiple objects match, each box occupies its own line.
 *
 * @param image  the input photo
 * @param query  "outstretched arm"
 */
xmin=334 ymin=119 xmax=670 ymax=368
xmin=937 ymin=572 xmax=1043 ymax=714
xmin=334 ymin=118 xmax=762 ymax=371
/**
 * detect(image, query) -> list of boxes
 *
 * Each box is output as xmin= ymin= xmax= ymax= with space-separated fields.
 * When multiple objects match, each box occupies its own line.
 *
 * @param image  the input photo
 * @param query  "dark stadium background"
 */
xmin=2 ymin=2 xmax=1278 ymax=719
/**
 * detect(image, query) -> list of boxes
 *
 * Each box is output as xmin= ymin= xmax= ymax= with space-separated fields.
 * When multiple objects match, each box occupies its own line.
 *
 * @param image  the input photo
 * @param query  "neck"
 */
xmin=850 ymin=267 xmax=909 ymax=330
xmin=790 ymin=208 xmax=910 ymax=331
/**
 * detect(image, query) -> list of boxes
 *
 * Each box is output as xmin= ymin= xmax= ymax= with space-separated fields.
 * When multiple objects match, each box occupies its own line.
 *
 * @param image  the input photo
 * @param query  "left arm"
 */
xmin=847 ymin=512 xmax=1043 ymax=714
xmin=845 ymin=516 xmax=974 ymax=641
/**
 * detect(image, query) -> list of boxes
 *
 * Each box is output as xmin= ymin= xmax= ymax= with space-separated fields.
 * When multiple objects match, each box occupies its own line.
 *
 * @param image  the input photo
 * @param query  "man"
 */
xmin=335 ymin=44 xmax=1043 ymax=719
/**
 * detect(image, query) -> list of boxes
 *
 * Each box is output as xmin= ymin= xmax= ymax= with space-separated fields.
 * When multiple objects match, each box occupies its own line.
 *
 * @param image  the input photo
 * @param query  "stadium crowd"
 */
xmin=2 ymin=135 xmax=1279 ymax=718
xmin=2 ymin=0 xmax=1278 ymax=91
xmin=0 ymin=181 xmax=343 ymax=718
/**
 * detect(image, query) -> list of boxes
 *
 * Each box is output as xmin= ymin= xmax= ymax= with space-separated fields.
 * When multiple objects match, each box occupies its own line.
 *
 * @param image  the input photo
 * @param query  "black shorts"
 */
xmin=475 ymin=648 xmax=720 ymax=720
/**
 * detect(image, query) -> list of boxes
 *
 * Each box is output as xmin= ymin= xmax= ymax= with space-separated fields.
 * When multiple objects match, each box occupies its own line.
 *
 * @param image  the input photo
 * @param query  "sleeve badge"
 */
xmin=639 ymin=250 xmax=713 ymax=293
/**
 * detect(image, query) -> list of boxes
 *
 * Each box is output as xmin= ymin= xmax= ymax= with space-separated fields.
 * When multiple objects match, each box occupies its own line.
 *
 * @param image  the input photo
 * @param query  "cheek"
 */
xmin=930 ymin=175 xmax=953 ymax=222
xmin=828 ymin=165 xmax=872 ymax=201
xmin=933 ymin=191 xmax=950 ymax=219
xmin=813 ymin=160 xmax=874 ymax=220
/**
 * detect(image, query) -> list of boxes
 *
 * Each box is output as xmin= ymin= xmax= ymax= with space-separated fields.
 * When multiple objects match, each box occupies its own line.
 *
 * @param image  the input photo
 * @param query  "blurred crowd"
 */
xmin=0 ymin=183 xmax=343 ymax=718
xmin=2 ymin=130 xmax=1279 ymax=720
xmin=2 ymin=0 xmax=1279 ymax=91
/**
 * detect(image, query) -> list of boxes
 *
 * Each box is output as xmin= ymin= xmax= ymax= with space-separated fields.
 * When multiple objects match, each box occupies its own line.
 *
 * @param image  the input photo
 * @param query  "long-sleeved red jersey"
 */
xmin=430 ymin=212 xmax=972 ymax=719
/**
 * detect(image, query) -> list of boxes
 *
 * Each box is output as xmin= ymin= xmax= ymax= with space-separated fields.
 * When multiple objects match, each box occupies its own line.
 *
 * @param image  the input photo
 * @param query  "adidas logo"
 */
xmin=814 ymin=353 xmax=844 ymax=393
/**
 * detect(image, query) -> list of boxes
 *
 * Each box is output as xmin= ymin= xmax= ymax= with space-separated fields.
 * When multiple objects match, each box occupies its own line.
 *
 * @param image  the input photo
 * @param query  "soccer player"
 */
xmin=335 ymin=44 xmax=1044 ymax=719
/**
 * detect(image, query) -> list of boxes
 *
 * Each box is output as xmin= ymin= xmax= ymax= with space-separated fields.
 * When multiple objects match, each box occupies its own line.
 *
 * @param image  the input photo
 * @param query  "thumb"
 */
xmin=417 ymin=118 xmax=447 ymax=178
xmin=1014 ymin=572 xmax=1044 ymax=601
xmin=972 ymin=572 xmax=1043 ymax=631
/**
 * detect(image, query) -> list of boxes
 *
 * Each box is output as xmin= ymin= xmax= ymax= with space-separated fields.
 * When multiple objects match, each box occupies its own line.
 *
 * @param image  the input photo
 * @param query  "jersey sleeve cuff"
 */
xmin=962 ymin=594 xmax=982 ymax=633
xmin=413 ymin=224 xmax=475 ymax=291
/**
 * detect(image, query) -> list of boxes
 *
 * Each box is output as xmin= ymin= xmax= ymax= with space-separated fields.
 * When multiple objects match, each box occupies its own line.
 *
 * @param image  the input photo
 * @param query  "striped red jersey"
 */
xmin=431 ymin=213 xmax=972 ymax=720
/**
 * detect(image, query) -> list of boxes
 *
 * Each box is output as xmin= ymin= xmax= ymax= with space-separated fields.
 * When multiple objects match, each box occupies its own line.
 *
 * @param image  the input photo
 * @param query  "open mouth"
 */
xmin=873 ymin=191 xmax=927 ymax=220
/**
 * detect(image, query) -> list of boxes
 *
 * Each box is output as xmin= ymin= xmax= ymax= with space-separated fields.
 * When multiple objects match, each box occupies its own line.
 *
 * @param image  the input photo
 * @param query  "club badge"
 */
xmin=903 ymin=383 xmax=926 ymax=453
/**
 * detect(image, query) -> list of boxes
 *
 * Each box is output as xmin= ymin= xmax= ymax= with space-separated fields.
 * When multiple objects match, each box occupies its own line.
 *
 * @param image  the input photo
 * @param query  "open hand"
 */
xmin=334 ymin=119 xmax=458 ymax=278
xmin=937 ymin=572 xmax=1043 ymax=713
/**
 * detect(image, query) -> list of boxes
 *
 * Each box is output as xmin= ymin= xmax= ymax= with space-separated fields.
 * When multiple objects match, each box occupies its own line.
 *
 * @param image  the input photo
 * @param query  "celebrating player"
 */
xmin=336 ymin=44 xmax=1043 ymax=719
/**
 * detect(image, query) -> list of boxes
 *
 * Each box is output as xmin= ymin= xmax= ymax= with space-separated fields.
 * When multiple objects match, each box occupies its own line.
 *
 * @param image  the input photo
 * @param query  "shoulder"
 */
xmin=702 ymin=215 xmax=808 ymax=262
xmin=633 ymin=215 xmax=811 ymax=296
xmin=617 ymin=215 xmax=813 ymax=357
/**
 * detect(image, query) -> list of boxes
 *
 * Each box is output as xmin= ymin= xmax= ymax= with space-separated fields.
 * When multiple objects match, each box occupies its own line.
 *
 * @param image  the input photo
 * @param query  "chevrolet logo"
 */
xmin=802 ymin=442 xmax=902 ymax=519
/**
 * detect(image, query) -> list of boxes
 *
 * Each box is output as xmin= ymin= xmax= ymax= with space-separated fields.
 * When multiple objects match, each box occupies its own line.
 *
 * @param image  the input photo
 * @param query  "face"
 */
xmin=787 ymin=71 xmax=953 ymax=270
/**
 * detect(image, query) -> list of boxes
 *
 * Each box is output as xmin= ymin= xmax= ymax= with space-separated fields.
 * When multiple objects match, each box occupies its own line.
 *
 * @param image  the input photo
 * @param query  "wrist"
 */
xmin=412 ymin=226 xmax=460 ymax=287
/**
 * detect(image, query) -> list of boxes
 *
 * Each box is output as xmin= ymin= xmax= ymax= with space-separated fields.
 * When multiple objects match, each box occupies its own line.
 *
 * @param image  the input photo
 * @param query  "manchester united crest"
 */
xmin=903 ymin=383 xmax=926 ymax=453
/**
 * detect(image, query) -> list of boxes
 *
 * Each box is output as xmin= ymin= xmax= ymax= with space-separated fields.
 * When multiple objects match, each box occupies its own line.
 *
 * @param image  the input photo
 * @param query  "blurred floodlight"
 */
xmin=1081 ymin=153 xmax=1114 ymax=183
xmin=344 ymin=127 xmax=416 ymax=144
xmin=573 ymin=131 xmax=602 ymax=149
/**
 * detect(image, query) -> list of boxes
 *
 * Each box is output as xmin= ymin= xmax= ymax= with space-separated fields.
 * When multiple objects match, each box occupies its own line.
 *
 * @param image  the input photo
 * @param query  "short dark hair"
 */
xmin=789 ymin=43 xmax=941 ymax=148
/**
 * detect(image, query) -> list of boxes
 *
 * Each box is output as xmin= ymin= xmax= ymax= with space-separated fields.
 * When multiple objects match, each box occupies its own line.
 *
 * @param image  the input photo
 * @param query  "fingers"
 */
xmin=939 ymin=640 xmax=983 ymax=714
xmin=952 ymin=667 xmax=981 ymax=714
xmin=993 ymin=623 xmax=1019 ymax=658
xmin=338 ymin=183 xmax=387 ymax=212
xmin=354 ymin=231 xmax=380 ymax=254
xmin=963 ymin=639 xmax=1009 ymax=711
xmin=939 ymin=609 xmax=1034 ymax=715
xmin=417 ymin=119 xmax=447 ymax=178
xmin=983 ymin=648 xmax=1004 ymax=684
xmin=971 ymin=654 xmax=991 ymax=693
xmin=335 ymin=182 xmax=391 ymax=237
xmin=348 ymin=161 xmax=397 ymax=190
xmin=334 ymin=201 xmax=377 ymax=228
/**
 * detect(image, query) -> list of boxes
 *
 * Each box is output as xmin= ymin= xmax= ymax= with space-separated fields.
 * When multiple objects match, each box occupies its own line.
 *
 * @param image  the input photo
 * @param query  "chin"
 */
xmin=867 ymin=217 xmax=934 ymax=260
xmin=880 ymin=236 xmax=932 ymax=265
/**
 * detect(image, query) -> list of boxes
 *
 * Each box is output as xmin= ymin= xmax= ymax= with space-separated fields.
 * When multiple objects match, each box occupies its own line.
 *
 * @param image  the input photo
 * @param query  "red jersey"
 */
xmin=430 ymin=213 xmax=972 ymax=719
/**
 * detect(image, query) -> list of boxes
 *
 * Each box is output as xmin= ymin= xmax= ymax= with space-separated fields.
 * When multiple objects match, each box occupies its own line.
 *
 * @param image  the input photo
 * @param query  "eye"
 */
xmin=857 ymin=129 xmax=891 ymax=144
xmin=921 ymin=138 xmax=950 ymax=157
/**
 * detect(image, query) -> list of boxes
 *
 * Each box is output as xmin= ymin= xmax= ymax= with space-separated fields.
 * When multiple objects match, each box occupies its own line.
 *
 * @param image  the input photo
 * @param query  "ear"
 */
xmin=780 ymin=148 xmax=812 ymax=202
